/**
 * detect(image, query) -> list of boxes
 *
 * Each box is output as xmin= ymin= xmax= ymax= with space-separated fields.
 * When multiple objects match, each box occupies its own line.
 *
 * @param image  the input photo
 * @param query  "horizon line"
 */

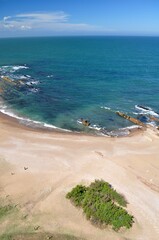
xmin=1 ymin=34 xmax=159 ymax=39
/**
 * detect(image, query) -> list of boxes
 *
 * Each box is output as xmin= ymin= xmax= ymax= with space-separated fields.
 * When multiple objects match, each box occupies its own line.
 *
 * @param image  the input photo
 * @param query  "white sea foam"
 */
xmin=133 ymin=112 xmax=138 ymax=115
xmin=120 ymin=125 xmax=142 ymax=131
xmin=77 ymin=119 xmax=102 ymax=131
xmin=12 ymin=66 xmax=29 ymax=71
xmin=19 ymin=75 xmax=28 ymax=79
xmin=101 ymin=106 xmax=111 ymax=110
xmin=135 ymin=105 xmax=152 ymax=111
xmin=135 ymin=105 xmax=159 ymax=117
xmin=77 ymin=117 xmax=143 ymax=137
xmin=47 ymin=75 xmax=54 ymax=78
xmin=29 ymin=88 xmax=39 ymax=93
xmin=0 ymin=65 xmax=29 ymax=74
xmin=0 ymin=66 xmax=11 ymax=70
xmin=26 ymin=81 xmax=39 ymax=86
xmin=105 ymin=128 xmax=131 ymax=137
xmin=0 ymin=105 xmax=71 ymax=132
xmin=77 ymin=120 xmax=82 ymax=124
xmin=89 ymin=124 xmax=101 ymax=131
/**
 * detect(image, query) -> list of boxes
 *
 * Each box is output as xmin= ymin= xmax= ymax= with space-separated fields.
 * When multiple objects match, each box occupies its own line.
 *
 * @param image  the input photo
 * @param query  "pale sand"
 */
xmin=0 ymin=113 xmax=159 ymax=240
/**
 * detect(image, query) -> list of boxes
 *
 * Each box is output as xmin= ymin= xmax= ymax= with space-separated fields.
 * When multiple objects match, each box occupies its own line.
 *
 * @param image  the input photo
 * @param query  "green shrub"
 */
xmin=89 ymin=180 xmax=127 ymax=207
xmin=66 ymin=185 xmax=87 ymax=207
xmin=66 ymin=180 xmax=134 ymax=231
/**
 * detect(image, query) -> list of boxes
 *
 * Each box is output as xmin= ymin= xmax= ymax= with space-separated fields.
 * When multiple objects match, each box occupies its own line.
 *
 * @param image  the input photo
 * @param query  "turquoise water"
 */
xmin=0 ymin=36 xmax=159 ymax=135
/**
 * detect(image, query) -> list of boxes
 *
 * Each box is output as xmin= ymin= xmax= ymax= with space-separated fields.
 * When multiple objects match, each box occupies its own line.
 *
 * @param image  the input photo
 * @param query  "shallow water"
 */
xmin=0 ymin=36 xmax=159 ymax=135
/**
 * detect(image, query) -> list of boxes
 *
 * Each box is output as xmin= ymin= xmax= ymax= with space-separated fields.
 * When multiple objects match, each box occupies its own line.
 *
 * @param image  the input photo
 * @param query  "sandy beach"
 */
xmin=0 ymin=113 xmax=159 ymax=240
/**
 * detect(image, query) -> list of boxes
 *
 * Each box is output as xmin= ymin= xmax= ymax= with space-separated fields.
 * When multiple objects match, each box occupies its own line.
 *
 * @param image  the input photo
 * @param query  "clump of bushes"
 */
xmin=66 ymin=180 xmax=134 ymax=231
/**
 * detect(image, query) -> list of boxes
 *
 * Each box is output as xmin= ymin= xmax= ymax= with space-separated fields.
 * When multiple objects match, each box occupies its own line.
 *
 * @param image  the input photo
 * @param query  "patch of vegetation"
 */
xmin=66 ymin=180 xmax=134 ymax=231
xmin=0 ymin=232 xmax=84 ymax=240
xmin=66 ymin=185 xmax=87 ymax=207
xmin=0 ymin=204 xmax=16 ymax=220
xmin=0 ymin=198 xmax=84 ymax=240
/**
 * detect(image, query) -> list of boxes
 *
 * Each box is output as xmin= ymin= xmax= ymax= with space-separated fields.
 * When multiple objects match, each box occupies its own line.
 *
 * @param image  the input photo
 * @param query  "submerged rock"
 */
xmin=1 ymin=76 xmax=14 ymax=84
xmin=116 ymin=111 xmax=146 ymax=127
xmin=149 ymin=116 xmax=159 ymax=123
xmin=81 ymin=118 xmax=90 ymax=126
xmin=137 ymin=105 xmax=151 ymax=111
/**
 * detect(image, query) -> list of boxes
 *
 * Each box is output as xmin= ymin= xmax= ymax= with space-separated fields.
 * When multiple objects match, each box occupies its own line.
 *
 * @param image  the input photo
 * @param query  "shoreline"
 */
xmin=0 ymin=111 xmax=159 ymax=239
xmin=0 ymin=109 xmax=146 ymax=138
xmin=1 ymin=77 xmax=158 ymax=138
xmin=0 ymin=93 xmax=153 ymax=138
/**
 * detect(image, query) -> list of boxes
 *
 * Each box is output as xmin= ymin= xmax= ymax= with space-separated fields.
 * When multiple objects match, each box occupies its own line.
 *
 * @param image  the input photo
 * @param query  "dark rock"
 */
xmin=81 ymin=118 xmax=90 ymax=126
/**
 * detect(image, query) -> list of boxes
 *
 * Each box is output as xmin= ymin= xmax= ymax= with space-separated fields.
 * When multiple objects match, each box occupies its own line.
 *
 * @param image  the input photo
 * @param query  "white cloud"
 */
xmin=0 ymin=11 xmax=111 ymax=35
xmin=20 ymin=25 xmax=32 ymax=30
xmin=16 ymin=12 xmax=69 ymax=23
xmin=3 ymin=16 xmax=11 ymax=21
xmin=0 ymin=12 xmax=70 ymax=31
xmin=3 ymin=23 xmax=15 ymax=29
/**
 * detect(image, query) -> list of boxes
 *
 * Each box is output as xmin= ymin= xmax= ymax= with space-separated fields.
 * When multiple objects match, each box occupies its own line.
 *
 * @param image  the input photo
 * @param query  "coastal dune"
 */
xmin=0 ymin=113 xmax=159 ymax=240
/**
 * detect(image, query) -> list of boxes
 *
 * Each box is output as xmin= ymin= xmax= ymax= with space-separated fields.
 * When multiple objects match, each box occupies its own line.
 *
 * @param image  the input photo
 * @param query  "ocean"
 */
xmin=0 ymin=36 xmax=159 ymax=136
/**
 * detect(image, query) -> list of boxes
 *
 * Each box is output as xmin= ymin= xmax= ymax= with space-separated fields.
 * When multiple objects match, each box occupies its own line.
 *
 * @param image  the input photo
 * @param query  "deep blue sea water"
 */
xmin=0 ymin=36 xmax=159 ymax=136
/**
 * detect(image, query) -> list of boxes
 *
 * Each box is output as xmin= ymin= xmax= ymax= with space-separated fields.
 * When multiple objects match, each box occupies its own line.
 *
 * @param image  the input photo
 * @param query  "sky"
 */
xmin=0 ymin=0 xmax=159 ymax=38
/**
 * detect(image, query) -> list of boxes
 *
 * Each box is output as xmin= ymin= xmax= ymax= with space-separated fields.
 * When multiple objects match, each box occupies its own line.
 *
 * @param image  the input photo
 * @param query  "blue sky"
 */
xmin=0 ymin=0 xmax=159 ymax=37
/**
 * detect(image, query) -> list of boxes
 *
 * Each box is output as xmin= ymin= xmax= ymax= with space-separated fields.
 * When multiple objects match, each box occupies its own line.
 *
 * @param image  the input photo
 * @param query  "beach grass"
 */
xmin=0 ymin=196 xmax=19 ymax=222
xmin=0 ymin=197 xmax=84 ymax=240
xmin=0 ymin=233 xmax=84 ymax=240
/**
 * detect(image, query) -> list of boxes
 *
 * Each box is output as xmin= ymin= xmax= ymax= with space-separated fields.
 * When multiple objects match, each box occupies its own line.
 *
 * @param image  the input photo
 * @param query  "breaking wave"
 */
xmin=0 ymin=65 xmax=29 ymax=74
xmin=135 ymin=105 xmax=159 ymax=117
xmin=0 ymin=102 xmax=71 ymax=132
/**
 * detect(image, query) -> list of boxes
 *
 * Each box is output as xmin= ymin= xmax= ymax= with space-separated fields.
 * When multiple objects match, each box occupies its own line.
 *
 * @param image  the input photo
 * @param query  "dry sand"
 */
xmin=0 ymin=113 xmax=159 ymax=240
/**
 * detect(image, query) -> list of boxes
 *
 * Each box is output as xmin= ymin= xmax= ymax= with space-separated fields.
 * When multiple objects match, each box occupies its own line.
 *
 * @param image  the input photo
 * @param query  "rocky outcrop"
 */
xmin=116 ymin=111 xmax=146 ymax=127
xmin=149 ymin=116 xmax=159 ymax=123
xmin=1 ymin=76 xmax=15 ymax=84
xmin=81 ymin=118 xmax=90 ymax=126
